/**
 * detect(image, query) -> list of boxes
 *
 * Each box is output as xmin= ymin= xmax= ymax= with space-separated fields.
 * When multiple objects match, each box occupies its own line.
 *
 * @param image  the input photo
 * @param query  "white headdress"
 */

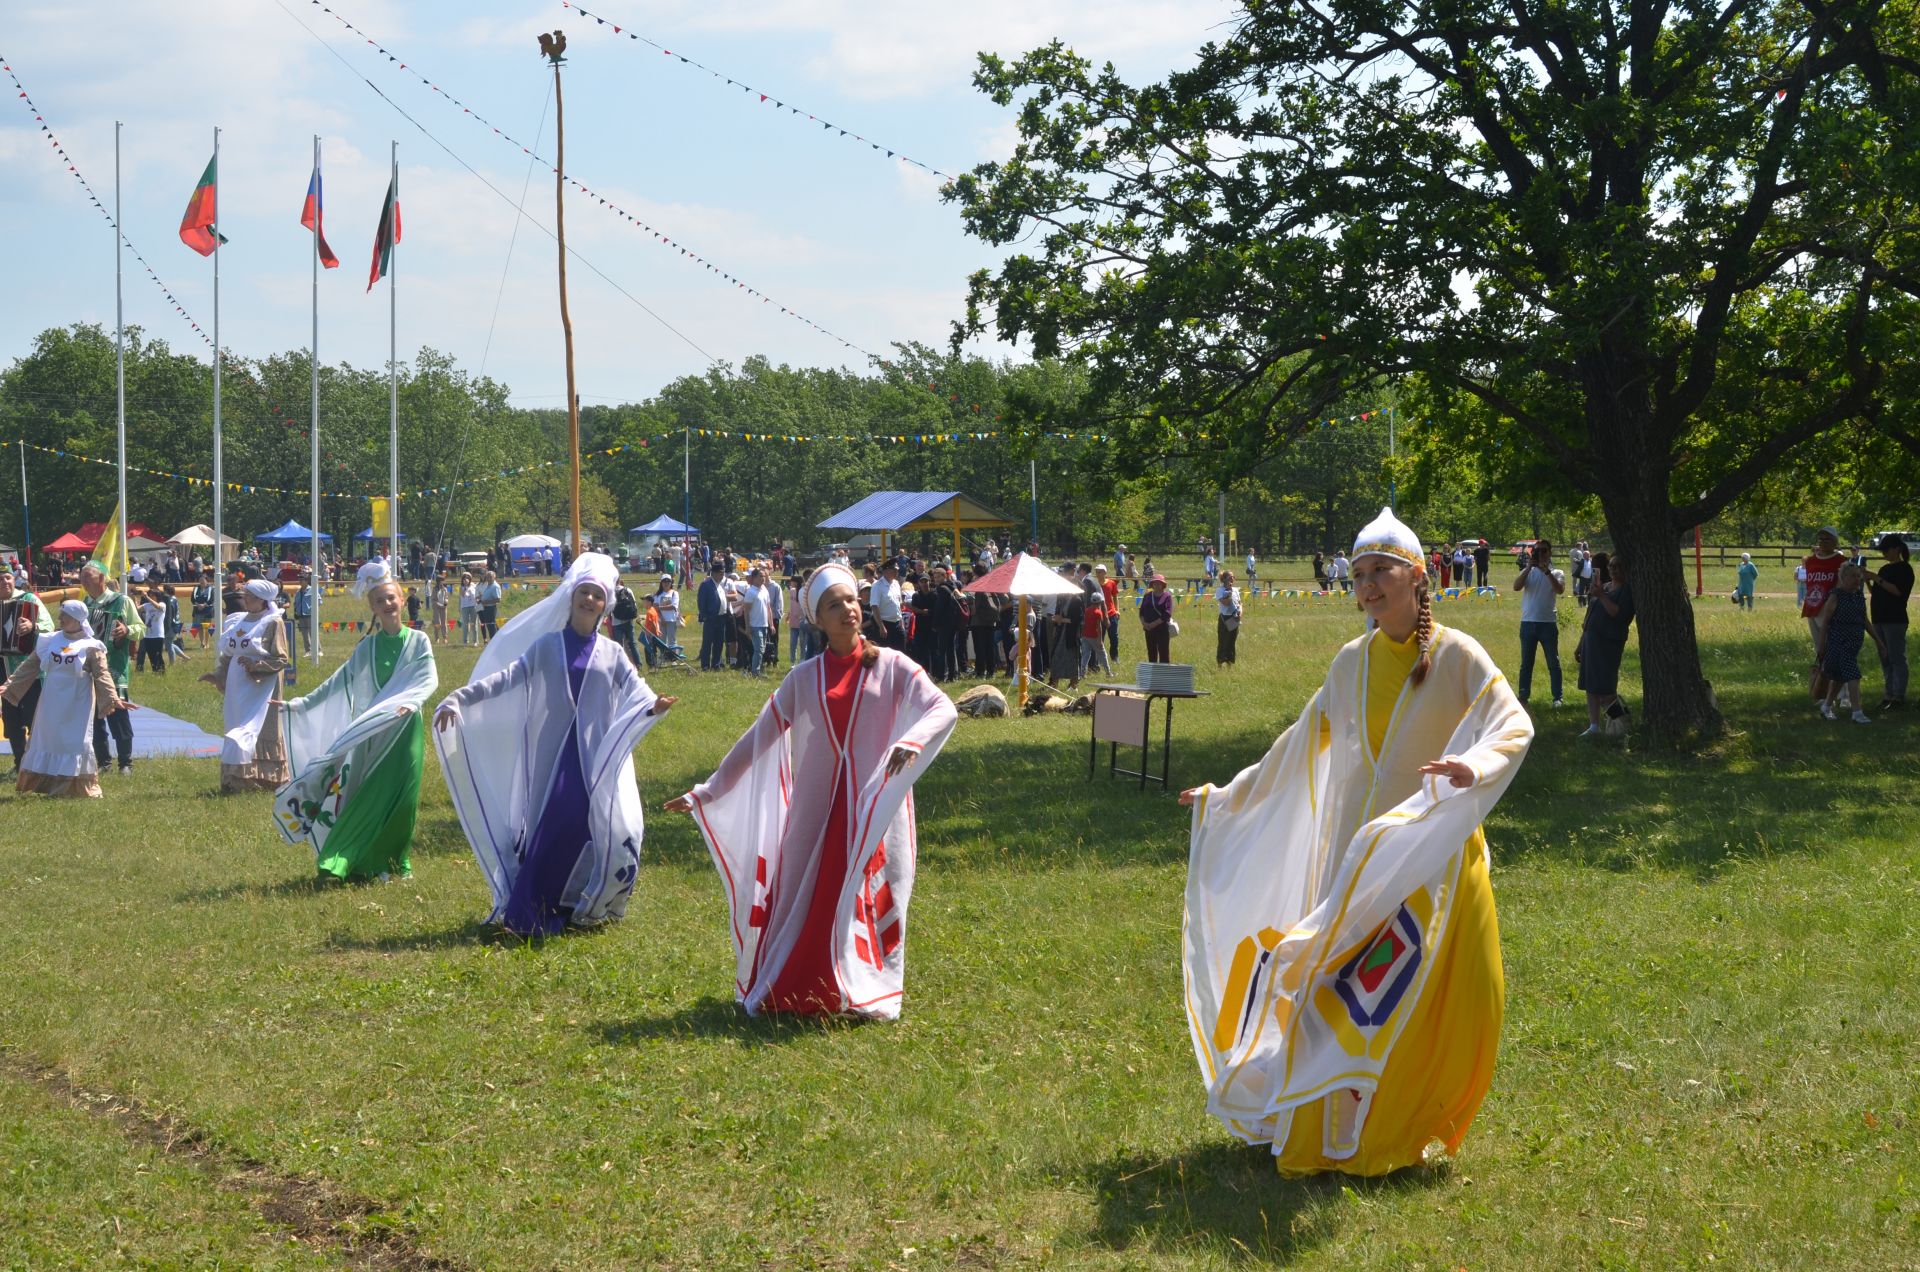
xmin=243 ymin=578 xmax=280 ymax=604
xmin=1351 ymin=506 xmax=1425 ymax=571
xmin=350 ymin=558 xmax=395 ymax=599
xmin=59 ymin=598 xmax=92 ymax=637
xmin=805 ymin=563 xmax=859 ymax=621
xmin=465 ymin=552 xmax=621 ymax=686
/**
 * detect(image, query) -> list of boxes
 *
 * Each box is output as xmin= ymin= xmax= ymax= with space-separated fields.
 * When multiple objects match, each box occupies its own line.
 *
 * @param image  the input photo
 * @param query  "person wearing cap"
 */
xmin=1181 ymin=507 xmax=1533 ymax=1177
xmin=1802 ymin=528 xmax=1847 ymax=705
xmin=274 ymin=560 xmax=439 ymax=883
xmin=651 ymin=574 xmax=680 ymax=656
xmin=436 ymin=553 xmax=678 ymax=935
xmin=79 ymin=560 xmax=144 ymax=775
xmin=664 ymin=561 xmax=958 ymax=1019
xmin=2 ymin=599 xmax=128 ymax=796
xmin=200 ymin=577 xmax=292 ymax=792
xmin=1139 ymin=574 xmax=1174 ymax=663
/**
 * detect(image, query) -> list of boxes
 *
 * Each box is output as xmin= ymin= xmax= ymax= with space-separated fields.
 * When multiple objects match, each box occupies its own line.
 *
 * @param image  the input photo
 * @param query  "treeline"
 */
xmin=1 ymin=324 xmax=1888 ymax=561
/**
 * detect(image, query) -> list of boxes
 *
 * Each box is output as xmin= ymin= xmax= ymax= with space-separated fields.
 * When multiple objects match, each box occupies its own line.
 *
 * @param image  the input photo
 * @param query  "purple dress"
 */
xmin=502 ymin=624 xmax=596 ymax=935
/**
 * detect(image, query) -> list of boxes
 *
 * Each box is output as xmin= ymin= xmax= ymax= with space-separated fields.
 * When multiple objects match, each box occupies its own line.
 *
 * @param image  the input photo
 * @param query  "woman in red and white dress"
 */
xmin=666 ymin=564 xmax=957 ymax=1019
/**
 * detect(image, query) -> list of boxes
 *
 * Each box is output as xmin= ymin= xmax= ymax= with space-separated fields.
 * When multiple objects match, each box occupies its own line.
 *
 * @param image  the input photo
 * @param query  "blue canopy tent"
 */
xmin=629 ymin=515 xmax=699 ymax=536
xmin=255 ymin=520 xmax=332 ymax=543
xmin=353 ymin=527 xmax=408 ymax=541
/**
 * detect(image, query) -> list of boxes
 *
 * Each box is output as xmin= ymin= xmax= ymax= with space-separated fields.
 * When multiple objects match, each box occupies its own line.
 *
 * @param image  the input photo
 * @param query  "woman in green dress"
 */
xmin=274 ymin=561 xmax=439 ymax=881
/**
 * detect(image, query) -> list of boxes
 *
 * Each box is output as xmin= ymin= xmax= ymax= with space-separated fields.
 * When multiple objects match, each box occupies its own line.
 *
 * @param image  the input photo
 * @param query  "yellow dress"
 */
xmin=1274 ymin=628 xmax=1504 ymax=1175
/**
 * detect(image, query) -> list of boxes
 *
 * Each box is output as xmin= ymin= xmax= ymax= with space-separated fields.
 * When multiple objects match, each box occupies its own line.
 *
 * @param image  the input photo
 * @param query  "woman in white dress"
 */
xmin=1 ymin=600 xmax=129 ymax=797
xmin=201 ymin=578 xmax=291 ymax=792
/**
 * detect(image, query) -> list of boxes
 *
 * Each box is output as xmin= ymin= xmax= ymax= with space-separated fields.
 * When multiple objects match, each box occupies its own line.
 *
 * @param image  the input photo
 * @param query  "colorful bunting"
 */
xmin=561 ymin=1 xmax=953 ymax=182
xmin=1 ymin=55 xmax=214 ymax=347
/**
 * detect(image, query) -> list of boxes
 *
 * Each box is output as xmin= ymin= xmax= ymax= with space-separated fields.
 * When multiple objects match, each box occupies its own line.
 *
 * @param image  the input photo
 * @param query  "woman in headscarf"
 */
xmin=1180 ymin=507 xmax=1534 ymax=1177
xmin=664 ymin=564 xmax=958 ymax=1019
xmin=435 ymin=553 xmax=678 ymax=937
xmin=201 ymin=577 xmax=291 ymax=792
xmin=273 ymin=560 xmax=439 ymax=882
xmin=1 ymin=600 xmax=127 ymax=797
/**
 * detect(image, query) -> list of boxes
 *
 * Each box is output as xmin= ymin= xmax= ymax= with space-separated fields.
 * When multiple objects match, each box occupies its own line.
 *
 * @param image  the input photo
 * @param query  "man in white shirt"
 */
xmin=1245 ymin=550 xmax=1258 ymax=583
xmin=744 ymin=567 xmax=773 ymax=676
xmin=129 ymin=560 xmax=149 ymax=584
xmin=1330 ymin=551 xmax=1350 ymax=592
xmin=869 ymin=559 xmax=906 ymax=649
xmin=1512 ymin=540 xmax=1566 ymax=706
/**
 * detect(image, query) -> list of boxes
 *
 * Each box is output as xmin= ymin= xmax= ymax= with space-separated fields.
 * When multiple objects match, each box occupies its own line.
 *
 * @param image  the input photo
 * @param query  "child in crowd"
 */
xmin=1817 ymin=565 xmax=1884 ymax=723
xmin=405 ymin=586 xmax=423 ymax=631
xmin=138 ymin=589 xmax=168 ymax=674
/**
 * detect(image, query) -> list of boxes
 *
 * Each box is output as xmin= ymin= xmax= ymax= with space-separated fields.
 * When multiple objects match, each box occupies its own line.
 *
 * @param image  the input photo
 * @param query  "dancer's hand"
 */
xmin=1418 ymin=757 xmax=1475 ymax=788
xmin=885 ymin=746 xmax=917 ymax=776
xmin=653 ymin=695 xmax=679 ymax=714
xmin=198 ymin=672 xmax=221 ymax=688
xmin=432 ymin=706 xmax=457 ymax=732
xmin=1177 ymin=785 xmax=1208 ymax=807
xmin=662 ymin=793 xmax=694 ymax=813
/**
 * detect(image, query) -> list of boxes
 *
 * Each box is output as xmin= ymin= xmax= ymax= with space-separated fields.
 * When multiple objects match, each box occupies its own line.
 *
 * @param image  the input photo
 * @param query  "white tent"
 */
xmin=504 ymin=533 xmax=563 ymax=549
xmin=169 ymin=524 xmax=240 ymax=549
xmin=963 ymin=553 xmax=1084 ymax=708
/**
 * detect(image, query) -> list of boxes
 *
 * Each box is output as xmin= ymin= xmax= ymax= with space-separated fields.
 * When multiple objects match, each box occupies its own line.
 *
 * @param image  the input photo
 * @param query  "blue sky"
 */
xmin=1 ymin=0 xmax=1235 ymax=407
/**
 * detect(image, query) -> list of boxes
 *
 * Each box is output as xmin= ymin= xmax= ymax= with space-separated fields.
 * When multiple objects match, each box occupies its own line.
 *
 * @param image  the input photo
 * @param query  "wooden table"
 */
xmin=1087 ymin=684 xmax=1208 ymax=791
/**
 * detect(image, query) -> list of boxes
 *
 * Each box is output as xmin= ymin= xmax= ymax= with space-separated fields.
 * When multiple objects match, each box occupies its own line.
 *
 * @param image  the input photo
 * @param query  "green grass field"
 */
xmin=1 ymin=580 xmax=1913 ymax=1269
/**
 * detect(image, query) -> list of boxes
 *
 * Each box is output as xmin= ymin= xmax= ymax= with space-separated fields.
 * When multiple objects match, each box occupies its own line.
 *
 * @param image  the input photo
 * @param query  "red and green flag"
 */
xmin=178 ymin=154 xmax=227 ymax=256
xmin=366 ymin=170 xmax=401 ymax=291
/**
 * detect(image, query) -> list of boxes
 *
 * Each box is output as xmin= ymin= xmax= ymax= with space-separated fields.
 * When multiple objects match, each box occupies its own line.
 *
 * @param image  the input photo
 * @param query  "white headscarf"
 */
xmin=59 ymin=598 xmax=92 ymax=638
xmin=805 ymin=563 xmax=859 ymax=622
xmin=350 ymin=558 xmax=394 ymax=599
xmin=466 ymin=551 xmax=619 ymax=685
xmin=243 ymin=578 xmax=280 ymax=604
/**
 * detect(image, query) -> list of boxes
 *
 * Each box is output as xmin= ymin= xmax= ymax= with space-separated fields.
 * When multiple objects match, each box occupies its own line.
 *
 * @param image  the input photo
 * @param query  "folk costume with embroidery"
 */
xmin=688 ymin=565 xmax=958 ymax=1019
xmin=1 ymin=602 xmax=119 ymax=797
xmin=215 ymin=579 xmax=292 ymax=792
xmin=1184 ymin=508 xmax=1533 ymax=1175
xmin=436 ymin=554 xmax=670 ymax=936
xmin=275 ymin=563 xmax=438 ymax=881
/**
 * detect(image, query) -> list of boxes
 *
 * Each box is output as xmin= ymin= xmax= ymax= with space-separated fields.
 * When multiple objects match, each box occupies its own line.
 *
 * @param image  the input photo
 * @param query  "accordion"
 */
xmin=0 ymin=597 xmax=33 ymax=657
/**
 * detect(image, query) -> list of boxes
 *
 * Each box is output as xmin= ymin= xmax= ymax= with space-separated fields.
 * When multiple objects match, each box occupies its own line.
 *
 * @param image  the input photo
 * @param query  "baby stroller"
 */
xmin=639 ymin=628 xmax=695 ymax=675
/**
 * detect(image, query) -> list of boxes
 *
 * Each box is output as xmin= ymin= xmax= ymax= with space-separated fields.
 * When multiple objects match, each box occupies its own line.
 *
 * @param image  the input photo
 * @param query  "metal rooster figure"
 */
xmin=538 ymin=30 xmax=567 ymax=64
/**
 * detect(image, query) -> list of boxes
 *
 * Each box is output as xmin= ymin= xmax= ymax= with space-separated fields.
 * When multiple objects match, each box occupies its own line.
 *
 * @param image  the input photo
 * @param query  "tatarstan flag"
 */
xmin=300 ymin=160 xmax=339 ymax=268
xmin=179 ymin=154 xmax=226 ymax=256
xmin=366 ymin=169 xmax=400 ymax=291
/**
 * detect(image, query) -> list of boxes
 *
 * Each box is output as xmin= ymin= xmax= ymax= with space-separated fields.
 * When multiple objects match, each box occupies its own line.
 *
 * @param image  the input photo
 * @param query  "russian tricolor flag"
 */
xmin=300 ymin=161 xmax=339 ymax=269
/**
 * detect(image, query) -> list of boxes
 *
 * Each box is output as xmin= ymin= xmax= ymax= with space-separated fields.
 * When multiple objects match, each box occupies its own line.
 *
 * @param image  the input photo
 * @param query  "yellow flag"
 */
xmin=89 ymin=501 xmax=129 ymax=578
xmin=370 ymin=496 xmax=393 ymax=537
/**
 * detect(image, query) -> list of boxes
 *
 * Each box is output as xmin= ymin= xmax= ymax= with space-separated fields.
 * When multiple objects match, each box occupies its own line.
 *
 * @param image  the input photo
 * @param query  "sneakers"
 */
xmin=1577 ymin=725 xmax=1600 ymax=739
xmin=1819 ymin=701 xmax=1837 ymax=720
xmin=1851 ymin=710 xmax=1872 ymax=724
xmin=1551 ymin=699 xmax=1565 ymax=708
xmin=117 ymin=764 xmax=133 ymax=775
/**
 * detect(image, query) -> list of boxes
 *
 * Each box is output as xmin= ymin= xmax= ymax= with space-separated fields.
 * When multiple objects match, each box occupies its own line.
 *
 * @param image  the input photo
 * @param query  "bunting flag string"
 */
xmin=305 ymin=2 xmax=873 ymax=360
xmin=560 ymin=1 xmax=954 ymax=182
xmin=1 ymin=55 xmax=215 ymax=349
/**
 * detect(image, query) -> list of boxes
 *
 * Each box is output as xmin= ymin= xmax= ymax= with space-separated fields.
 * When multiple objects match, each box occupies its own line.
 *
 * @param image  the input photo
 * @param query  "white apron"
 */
xmin=22 ymin=632 xmax=107 ymax=778
xmin=219 ymin=608 xmax=282 ymax=766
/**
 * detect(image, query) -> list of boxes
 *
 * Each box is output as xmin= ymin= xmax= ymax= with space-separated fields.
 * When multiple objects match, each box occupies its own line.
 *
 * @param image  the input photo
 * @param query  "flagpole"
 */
xmin=114 ymin=121 xmax=128 ymax=591
xmin=17 ymin=440 xmax=30 ymax=572
xmin=548 ymin=36 xmax=583 ymax=558
xmin=212 ymin=124 xmax=225 ymax=636
xmin=310 ymin=134 xmax=322 ymax=665
xmin=388 ymin=140 xmax=399 ymax=571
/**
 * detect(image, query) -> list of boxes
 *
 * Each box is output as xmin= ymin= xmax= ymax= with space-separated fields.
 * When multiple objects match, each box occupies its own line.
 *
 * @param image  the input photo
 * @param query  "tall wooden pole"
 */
xmin=550 ymin=40 xmax=583 ymax=558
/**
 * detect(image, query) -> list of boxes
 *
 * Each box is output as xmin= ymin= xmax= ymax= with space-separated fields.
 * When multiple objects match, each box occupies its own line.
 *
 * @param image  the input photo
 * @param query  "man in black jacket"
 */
xmin=696 ymin=564 xmax=727 ymax=670
xmin=967 ymin=566 xmax=1001 ymax=674
xmin=929 ymin=565 xmax=966 ymax=682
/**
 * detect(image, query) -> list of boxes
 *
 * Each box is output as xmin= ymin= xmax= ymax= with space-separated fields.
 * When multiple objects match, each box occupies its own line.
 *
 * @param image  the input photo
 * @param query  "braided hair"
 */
xmin=1410 ymin=576 xmax=1435 ymax=687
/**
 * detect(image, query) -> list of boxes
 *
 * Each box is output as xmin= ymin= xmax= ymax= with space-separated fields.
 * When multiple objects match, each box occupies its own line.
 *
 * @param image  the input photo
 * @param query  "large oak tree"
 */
xmin=949 ymin=0 xmax=1919 ymax=739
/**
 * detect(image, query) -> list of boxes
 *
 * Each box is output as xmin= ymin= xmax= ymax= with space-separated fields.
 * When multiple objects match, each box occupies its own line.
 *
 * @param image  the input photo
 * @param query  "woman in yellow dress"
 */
xmin=1180 ymin=507 xmax=1533 ymax=1175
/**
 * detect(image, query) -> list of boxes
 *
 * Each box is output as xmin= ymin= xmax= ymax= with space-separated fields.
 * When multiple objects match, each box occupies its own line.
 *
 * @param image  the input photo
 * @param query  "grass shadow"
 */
xmin=1081 ymin=1139 xmax=1447 ymax=1263
xmin=318 ymin=915 xmax=633 ymax=953
xmin=590 ymin=995 xmax=872 ymax=1048
xmin=174 ymin=873 xmax=345 ymax=904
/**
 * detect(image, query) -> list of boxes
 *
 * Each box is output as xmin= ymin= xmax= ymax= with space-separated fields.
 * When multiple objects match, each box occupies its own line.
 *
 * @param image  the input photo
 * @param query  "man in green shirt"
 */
xmin=80 ymin=562 xmax=143 ymax=774
xmin=1 ymin=570 xmax=54 ymax=774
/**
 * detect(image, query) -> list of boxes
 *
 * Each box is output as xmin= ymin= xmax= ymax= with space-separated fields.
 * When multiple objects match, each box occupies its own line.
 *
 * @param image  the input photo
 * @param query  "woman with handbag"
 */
xmin=1215 ymin=569 xmax=1243 ymax=666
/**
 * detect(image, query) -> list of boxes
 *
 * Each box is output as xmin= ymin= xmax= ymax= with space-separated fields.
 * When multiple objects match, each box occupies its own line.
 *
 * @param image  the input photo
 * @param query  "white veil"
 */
xmin=468 ymin=552 xmax=619 ymax=684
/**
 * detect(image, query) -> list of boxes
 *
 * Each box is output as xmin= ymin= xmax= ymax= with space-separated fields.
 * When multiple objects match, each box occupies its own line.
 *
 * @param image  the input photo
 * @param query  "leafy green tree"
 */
xmin=948 ymin=0 xmax=1919 ymax=740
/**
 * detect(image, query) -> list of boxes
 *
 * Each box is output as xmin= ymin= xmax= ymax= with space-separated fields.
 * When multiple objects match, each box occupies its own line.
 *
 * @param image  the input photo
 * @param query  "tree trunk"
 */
xmin=1602 ymin=476 xmax=1724 ymax=743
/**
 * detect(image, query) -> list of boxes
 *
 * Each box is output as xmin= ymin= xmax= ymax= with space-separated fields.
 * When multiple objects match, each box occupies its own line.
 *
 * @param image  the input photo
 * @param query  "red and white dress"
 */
xmin=689 ymin=642 xmax=957 ymax=1018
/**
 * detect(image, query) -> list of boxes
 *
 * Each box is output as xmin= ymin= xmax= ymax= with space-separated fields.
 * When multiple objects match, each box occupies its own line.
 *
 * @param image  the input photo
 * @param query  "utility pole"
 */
xmin=540 ymin=28 xmax=583 ymax=557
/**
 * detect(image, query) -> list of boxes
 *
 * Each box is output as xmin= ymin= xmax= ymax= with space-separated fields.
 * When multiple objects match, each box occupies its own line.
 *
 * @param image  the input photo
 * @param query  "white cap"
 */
xmin=350 ymin=558 xmax=394 ymax=598
xmin=1351 ymin=506 xmax=1424 ymax=571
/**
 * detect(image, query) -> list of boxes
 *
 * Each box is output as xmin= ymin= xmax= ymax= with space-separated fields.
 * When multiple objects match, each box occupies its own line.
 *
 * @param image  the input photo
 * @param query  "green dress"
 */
xmin=276 ymin=626 xmax=438 ymax=882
